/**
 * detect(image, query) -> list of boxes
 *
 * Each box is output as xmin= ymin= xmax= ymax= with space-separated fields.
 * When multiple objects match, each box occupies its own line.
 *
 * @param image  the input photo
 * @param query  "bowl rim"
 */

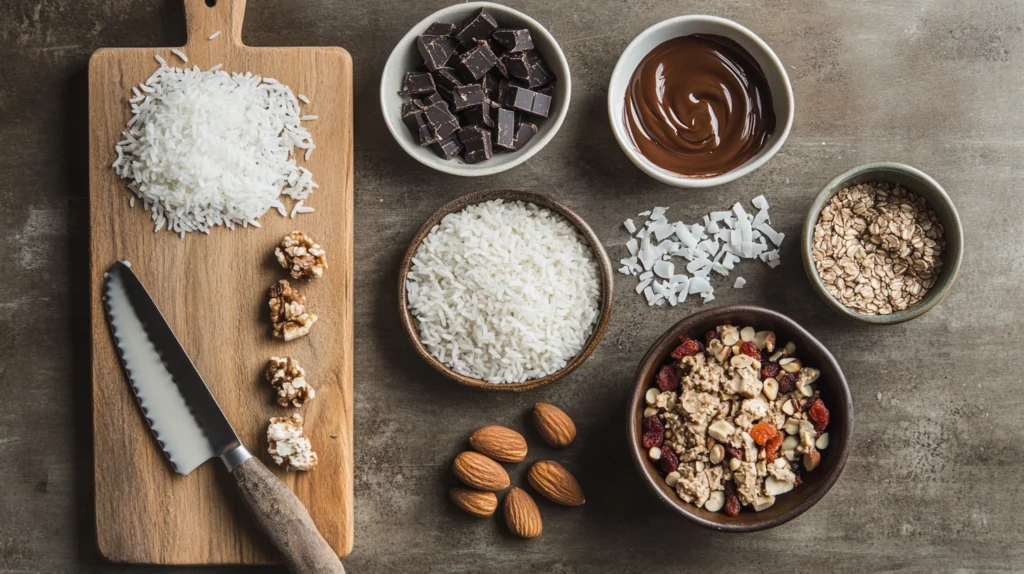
xmin=379 ymin=1 xmax=572 ymax=178
xmin=607 ymin=14 xmax=795 ymax=188
xmin=626 ymin=305 xmax=853 ymax=532
xmin=800 ymin=162 xmax=965 ymax=325
xmin=397 ymin=189 xmax=615 ymax=392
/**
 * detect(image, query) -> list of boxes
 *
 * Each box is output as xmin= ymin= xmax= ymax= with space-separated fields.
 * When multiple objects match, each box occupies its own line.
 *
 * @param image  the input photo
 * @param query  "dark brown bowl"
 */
xmin=398 ymin=189 xmax=614 ymax=392
xmin=626 ymin=305 xmax=853 ymax=531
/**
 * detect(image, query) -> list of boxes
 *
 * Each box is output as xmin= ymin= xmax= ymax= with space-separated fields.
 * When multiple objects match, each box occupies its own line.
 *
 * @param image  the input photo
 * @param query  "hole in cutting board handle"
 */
xmin=205 ymin=0 xmax=216 ymax=6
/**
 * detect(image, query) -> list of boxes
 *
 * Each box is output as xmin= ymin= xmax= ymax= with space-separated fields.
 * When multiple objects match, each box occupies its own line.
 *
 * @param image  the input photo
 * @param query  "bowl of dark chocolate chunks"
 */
xmin=381 ymin=2 xmax=571 ymax=176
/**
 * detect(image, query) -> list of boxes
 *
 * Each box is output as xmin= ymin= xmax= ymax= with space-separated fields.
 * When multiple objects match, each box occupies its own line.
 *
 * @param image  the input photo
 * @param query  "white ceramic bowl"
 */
xmin=381 ymin=2 xmax=571 ymax=177
xmin=608 ymin=16 xmax=794 ymax=188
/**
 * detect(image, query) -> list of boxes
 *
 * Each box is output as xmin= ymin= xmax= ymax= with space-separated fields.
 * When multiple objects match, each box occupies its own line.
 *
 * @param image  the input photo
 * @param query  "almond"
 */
xmin=469 ymin=425 xmax=528 ymax=463
xmin=526 ymin=461 xmax=585 ymax=507
xmin=532 ymin=403 xmax=576 ymax=448
xmin=452 ymin=451 xmax=510 ymax=492
xmin=503 ymin=487 xmax=542 ymax=539
xmin=449 ymin=487 xmax=498 ymax=517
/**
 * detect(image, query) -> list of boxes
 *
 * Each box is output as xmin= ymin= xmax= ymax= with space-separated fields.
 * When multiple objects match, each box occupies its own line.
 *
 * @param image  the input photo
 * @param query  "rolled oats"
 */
xmin=812 ymin=182 xmax=945 ymax=315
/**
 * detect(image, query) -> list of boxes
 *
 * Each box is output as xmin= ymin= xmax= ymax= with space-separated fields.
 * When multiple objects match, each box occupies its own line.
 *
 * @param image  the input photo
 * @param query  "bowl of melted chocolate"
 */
xmin=609 ymin=16 xmax=794 ymax=187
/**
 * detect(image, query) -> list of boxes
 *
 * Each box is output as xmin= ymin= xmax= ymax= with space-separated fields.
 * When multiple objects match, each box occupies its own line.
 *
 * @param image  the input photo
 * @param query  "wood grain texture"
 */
xmin=87 ymin=0 xmax=353 ymax=564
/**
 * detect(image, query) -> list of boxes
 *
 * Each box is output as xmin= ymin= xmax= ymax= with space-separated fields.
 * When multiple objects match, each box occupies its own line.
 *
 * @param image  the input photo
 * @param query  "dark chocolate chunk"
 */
xmin=423 ymin=101 xmax=460 ymax=141
xmin=492 ymin=29 xmax=534 ymax=53
xmin=399 ymin=71 xmax=436 ymax=96
xmin=454 ymin=9 xmax=498 ymax=48
xmin=536 ymin=81 xmax=556 ymax=97
xmin=458 ymin=126 xmax=493 ymax=164
xmin=529 ymin=91 xmax=552 ymax=118
xmin=452 ymin=84 xmax=488 ymax=111
xmin=456 ymin=41 xmax=498 ymax=81
xmin=523 ymin=54 xmax=553 ymax=88
xmin=421 ymin=92 xmax=447 ymax=108
xmin=424 ymin=22 xmax=457 ymax=36
xmin=482 ymin=72 xmax=500 ymax=101
xmin=433 ymin=136 xmax=463 ymax=160
xmin=401 ymin=101 xmax=433 ymax=146
xmin=497 ymin=79 xmax=527 ymax=107
xmin=434 ymin=67 xmax=464 ymax=91
xmin=502 ymin=51 xmax=531 ymax=80
xmin=513 ymin=122 xmax=538 ymax=150
xmin=417 ymin=35 xmax=458 ymax=72
xmin=495 ymin=108 xmax=516 ymax=150
xmin=462 ymin=103 xmax=494 ymax=129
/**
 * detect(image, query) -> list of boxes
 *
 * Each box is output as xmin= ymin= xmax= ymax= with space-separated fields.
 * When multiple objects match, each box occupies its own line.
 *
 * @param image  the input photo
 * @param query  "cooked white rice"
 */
xmin=406 ymin=200 xmax=602 ymax=383
xmin=112 ymin=63 xmax=316 ymax=235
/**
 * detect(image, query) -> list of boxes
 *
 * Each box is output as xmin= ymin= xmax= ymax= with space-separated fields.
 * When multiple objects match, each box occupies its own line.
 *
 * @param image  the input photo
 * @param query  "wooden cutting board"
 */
xmin=88 ymin=0 xmax=353 ymax=564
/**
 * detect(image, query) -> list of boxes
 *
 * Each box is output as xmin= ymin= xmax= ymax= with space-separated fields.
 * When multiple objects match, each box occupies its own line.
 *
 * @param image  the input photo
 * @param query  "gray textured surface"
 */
xmin=0 ymin=0 xmax=1020 ymax=572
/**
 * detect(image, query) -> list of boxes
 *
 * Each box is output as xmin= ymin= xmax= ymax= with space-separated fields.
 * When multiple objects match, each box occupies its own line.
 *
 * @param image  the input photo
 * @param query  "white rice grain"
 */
xmin=208 ymin=31 xmax=222 ymax=40
xmin=170 ymin=48 xmax=188 ymax=63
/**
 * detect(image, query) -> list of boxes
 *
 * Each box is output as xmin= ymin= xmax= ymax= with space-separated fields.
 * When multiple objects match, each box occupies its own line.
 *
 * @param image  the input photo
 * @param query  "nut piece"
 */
xmin=803 ymin=449 xmax=821 ymax=471
xmin=719 ymin=325 xmax=741 ymax=346
xmin=645 ymin=388 xmax=659 ymax=406
xmin=527 ymin=461 xmax=585 ymax=506
xmin=453 ymin=451 xmax=510 ymax=492
xmin=266 ymin=414 xmax=318 ymax=472
xmin=752 ymin=494 xmax=777 ymax=512
xmin=754 ymin=330 xmax=776 ymax=352
xmin=469 ymin=425 xmax=528 ymax=463
xmin=264 ymin=356 xmax=315 ymax=407
xmin=709 ymin=444 xmax=725 ymax=464
xmin=449 ymin=487 xmax=498 ymax=517
xmin=764 ymin=476 xmax=795 ymax=496
xmin=762 ymin=377 xmax=779 ymax=401
xmin=708 ymin=420 xmax=736 ymax=443
xmin=815 ymin=433 xmax=830 ymax=450
xmin=779 ymin=357 xmax=803 ymax=373
xmin=739 ymin=326 xmax=756 ymax=342
xmin=649 ymin=446 xmax=662 ymax=460
xmin=268 ymin=280 xmax=318 ymax=341
xmin=665 ymin=471 xmax=681 ymax=487
xmin=532 ymin=403 xmax=577 ymax=448
xmin=275 ymin=231 xmax=328 ymax=279
xmin=504 ymin=487 xmax=543 ymax=539
xmin=704 ymin=490 xmax=726 ymax=512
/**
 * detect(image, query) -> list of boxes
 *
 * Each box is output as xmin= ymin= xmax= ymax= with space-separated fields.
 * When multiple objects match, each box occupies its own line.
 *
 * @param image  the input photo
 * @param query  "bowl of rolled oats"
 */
xmin=802 ymin=163 xmax=964 ymax=324
xmin=627 ymin=305 xmax=853 ymax=532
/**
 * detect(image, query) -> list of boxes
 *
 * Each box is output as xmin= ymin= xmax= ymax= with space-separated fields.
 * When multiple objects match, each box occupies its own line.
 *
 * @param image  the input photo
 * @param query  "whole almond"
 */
xmin=526 ymin=460 xmax=585 ymax=506
xmin=452 ymin=451 xmax=510 ymax=492
xmin=469 ymin=425 xmax=528 ymax=463
xmin=503 ymin=487 xmax=542 ymax=539
xmin=532 ymin=403 xmax=576 ymax=448
xmin=449 ymin=487 xmax=498 ymax=518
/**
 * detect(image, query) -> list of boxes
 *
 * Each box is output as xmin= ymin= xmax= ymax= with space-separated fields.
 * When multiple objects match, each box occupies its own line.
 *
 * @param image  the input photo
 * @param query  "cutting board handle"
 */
xmin=184 ymin=0 xmax=246 ymax=47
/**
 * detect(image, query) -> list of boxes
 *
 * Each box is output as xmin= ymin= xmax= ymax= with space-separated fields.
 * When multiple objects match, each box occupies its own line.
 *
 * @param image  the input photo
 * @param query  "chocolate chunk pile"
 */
xmin=400 ymin=8 xmax=556 ymax=164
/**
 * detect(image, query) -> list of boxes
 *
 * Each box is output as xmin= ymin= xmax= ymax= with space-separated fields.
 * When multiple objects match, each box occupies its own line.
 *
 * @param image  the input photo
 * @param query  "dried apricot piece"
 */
xmin=808 ymin=398 xmax=830 ymax=433
xmin=658 ymin=447 xmax=679 ymax=474
xmin=739 ymin=341 xmax=760 ymax=359
xmin=749 ymin=422 xmax=778 ymax=446
xmin=671 ymin=337 xmax=703 ymax=359
xmin=765 ymin=432 xmax=783 ymax=463
xmin=656 ymin=366 xmax=679 ymax=392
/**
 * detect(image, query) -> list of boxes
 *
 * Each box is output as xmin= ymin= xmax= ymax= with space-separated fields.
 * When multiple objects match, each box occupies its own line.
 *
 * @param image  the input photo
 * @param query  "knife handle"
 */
xmin=231 ymin=457 xmax=345 ymax=574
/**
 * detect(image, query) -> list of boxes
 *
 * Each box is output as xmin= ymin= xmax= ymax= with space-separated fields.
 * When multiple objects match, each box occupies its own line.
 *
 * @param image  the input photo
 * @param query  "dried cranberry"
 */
xmin=793 ymin=470 xmax=803 ymax=486
xmin=723 ymin=482 xmax=741 ymax=517
xmin=658 ymin=447 xmax=679 ymax=474
xmin=671 ymin=337 xmax=703 ymax=359
xmin=760 ymin=349 xmax=772 ymax=363
xmin=808 ymin=398 xmax=830 ymax=433
xmin=656 ymin=366 xmax=679 ymax=392
xmin=761 ymin=361 xmax=781 ymax=379
xmin=778 ymin=373 xmax=798 ymax=394
xmin=641 ymin=416 xmax=664 ymax=449
xmin=704 ymin=330 xmax=719 ymax=346
xmin=724 ymin=445 xmax=744 ymax=460
xmin=739 ymin=341 xmax=760 ymax=359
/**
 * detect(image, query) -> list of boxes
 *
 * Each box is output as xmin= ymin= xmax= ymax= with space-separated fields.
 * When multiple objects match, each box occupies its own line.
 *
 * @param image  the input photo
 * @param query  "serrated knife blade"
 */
xmin=103 ymin=260 xmax=249 ymax=475
xmin=100 ymin=260 xmax=345 ymax=573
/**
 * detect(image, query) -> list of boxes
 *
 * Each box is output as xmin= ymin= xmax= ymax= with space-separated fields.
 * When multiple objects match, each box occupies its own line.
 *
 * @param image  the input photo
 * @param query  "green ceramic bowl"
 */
xmin=801 ymin=163 xmax=964 ymax=324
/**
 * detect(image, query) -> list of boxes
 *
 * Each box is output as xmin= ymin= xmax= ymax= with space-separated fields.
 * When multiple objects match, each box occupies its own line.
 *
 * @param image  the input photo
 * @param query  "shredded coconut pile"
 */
xmin=112 ymin=60 xmax=317 ymax=236
xmin=618 ymin=196 xmax=783 ymax=306
xmin=406 ymin=200 xmax=602 ymax=383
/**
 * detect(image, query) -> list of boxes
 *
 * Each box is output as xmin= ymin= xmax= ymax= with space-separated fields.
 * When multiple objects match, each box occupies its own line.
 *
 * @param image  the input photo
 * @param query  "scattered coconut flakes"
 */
xmin=617 ymin=196 xmax=783 ymax=306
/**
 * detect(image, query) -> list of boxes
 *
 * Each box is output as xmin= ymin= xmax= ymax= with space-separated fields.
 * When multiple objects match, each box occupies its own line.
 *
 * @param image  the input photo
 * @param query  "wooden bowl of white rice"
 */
xmin=399 ymin=189 xmax=614 ymax=391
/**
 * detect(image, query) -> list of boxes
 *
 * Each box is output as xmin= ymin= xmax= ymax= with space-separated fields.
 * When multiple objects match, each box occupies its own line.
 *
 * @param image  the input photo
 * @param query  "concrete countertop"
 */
xmin=1 ymin=0 xmax=1019 ymax=572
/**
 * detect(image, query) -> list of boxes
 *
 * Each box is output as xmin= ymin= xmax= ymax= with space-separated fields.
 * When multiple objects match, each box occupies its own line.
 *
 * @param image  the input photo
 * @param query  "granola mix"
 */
xmin=812 ymin=182 xmax=945 ymax=315
xmin=641 ymin=325 xmax=831 ymax=514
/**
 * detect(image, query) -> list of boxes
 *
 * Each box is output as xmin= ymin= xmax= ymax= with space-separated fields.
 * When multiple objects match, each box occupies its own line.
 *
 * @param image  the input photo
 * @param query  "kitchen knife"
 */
xmin=102 ymin=261 xmax=344 ymax=574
